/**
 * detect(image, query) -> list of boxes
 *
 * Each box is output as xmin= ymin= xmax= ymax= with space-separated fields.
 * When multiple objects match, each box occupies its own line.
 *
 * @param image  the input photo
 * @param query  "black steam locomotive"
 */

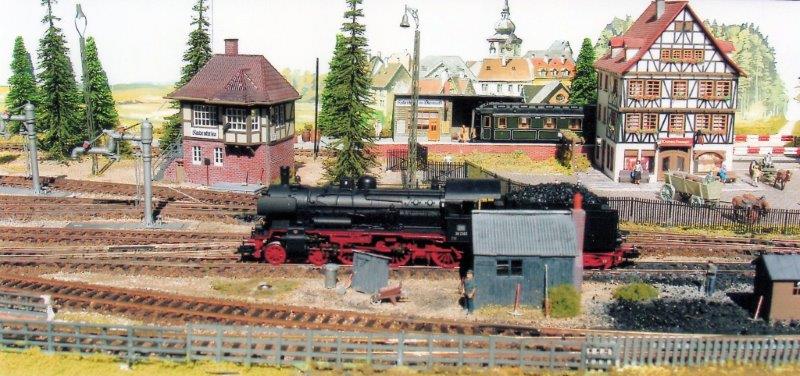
xmin=240 ymin=168 xmax=635 ymax=269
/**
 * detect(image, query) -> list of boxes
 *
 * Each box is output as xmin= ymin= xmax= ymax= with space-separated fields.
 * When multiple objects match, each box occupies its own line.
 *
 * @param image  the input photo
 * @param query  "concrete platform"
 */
xmin=210 ymin=182 xmax=264 ymax=193
xmin=65 ymin=221 xmax=188 ymax=230
xmin=0 ymin=186 xmax=68 ymax=197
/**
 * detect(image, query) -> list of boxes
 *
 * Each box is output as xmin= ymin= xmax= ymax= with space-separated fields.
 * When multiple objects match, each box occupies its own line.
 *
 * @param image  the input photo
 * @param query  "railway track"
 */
xmin=0 ymin=175 xmax=257 ymax=206
xmin=0 ymin=226 xmax=246 ymax=245
xmin=0 ymin=274 xmax=540 ymax=336
xmin=0 ymin=195 xmax=254 ymax=224
xmin=626 ymin=230 xmax=800 ymax=256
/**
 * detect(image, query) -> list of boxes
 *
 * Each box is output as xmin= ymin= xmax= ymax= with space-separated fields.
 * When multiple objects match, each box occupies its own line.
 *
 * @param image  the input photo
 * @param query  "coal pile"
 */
xmin=608 ymin=298 xmax=800 ymax=335
xmin=504 ymin=183 xmax=606 ymax=210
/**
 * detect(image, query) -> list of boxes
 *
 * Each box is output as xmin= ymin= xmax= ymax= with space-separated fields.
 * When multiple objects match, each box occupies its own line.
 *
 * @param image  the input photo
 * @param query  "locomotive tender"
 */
xmin=240 ymin=168 xmax=635 ymax=269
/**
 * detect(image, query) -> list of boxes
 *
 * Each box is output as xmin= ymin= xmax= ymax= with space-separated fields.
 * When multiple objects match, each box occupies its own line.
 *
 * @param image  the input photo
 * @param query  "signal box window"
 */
xmin=226 ymin=108 xmax=247 ymax=131
xmin=496 ymin=259 xmax=523 ymax=276
xmin=192 ymin=105 xmax=217 ymax=127
xmin=213 ymin=147 xmax=223 ymax=166
xmin=191 ymin=146 xmax=202 ymax=165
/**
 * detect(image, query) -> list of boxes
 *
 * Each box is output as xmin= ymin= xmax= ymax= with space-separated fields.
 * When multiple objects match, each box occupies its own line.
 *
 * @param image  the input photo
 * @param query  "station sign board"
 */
xmin=395 ymin=98 xmax=445 ymax=108
xmin=189 ymin=127 xmax=219 ymax=139
xmin=658 ymin=137 xmax=693 ymax=148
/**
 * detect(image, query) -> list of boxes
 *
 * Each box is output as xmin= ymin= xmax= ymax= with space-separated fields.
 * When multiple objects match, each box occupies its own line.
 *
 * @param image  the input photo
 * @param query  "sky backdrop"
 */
xmin=1 ymin=0 xmax=798 ymax=116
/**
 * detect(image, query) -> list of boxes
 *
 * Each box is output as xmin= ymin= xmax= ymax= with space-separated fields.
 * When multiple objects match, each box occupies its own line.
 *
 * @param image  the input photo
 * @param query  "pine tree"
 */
xmin=5 ymin=36 xmax=38 ymax=135
xmin=569 ymin=38 xmax=597 ymax=106
xmin=84 ymin=37 xmax=128 ymax=154
xmin=37 ymin=0 xmax=85 ymax=160
xmin=322 ymin=0 xmax=376 ymax=182
xmin=160 ymin=0 xmax=213 ymax=150
xmin=318 ymin=34 xmax=347 ymax=137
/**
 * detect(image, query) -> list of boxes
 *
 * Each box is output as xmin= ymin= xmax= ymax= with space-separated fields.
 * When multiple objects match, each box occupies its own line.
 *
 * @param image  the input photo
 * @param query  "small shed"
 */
xmin=753 ymin=254 xmax=800 ymax=322
xmin=471 ymin=210 xmax=580 ymax=309
xmin=351 ymin=251 xmax=390 ymax=294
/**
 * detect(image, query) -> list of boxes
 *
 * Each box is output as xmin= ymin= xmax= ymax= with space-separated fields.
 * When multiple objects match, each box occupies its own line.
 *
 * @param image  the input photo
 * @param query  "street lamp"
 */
xmin=400 ymin=5 xmax=420 ymax=188
xmin=75 ymin=4 xmax=98 ymax=175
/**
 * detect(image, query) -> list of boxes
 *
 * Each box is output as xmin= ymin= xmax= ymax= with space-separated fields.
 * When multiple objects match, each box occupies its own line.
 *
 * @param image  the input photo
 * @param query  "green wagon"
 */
xmin=660 ymin=171 xmax=723 ymax=207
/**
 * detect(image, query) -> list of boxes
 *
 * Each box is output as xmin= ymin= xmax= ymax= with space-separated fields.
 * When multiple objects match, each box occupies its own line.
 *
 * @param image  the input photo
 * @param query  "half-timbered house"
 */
xmin=594 ymin=0 xmax=744 ymax=182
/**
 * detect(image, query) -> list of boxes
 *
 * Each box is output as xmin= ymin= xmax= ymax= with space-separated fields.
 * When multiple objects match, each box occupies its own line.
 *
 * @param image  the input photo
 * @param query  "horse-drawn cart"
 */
xmin=660 ymin=171 xmax=723 ymax=207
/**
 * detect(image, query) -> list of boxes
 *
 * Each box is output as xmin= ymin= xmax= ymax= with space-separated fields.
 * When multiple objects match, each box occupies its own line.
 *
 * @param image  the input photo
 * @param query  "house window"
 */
xmin=481 ymin=84 xmax=488 ymax=92
xmin=669 ymin=114 xmax=685 ymax=135
xmin=496 ymin=259 xmax=523 ymax=276
xmin=251 ymin=109 xmax=260 ymax=131
xmin=625 ymin=113 xmax=641 ymax=132
xmin=569 ymin=119 xmax=582 ymax=130
xmin=213 ymin=147 xmax=223 ymax=166
xmin=497 ymin=117 xmax=507 ymax=129
xmin=642 ymin=114 xmax=658 ymax=133
xmin=226 ymin=108 xmax=247 ymax=131
xmin=628 ymin=80 xmax=644 ymax=98
xmin=562 ymin=70 xmax=570 ymax=78
xmin=543 ymin=118 xmax=556 ymax=129
xmin=672 ymin=80 xmax=688 ymax=99
xmin=191 ymin=146 xmax=202 ymax=165
xmin=192 ymin=105 xmax=217 ymax=127
xmin=519 ymin=117 xmax=530 ymax=129
xmin=695 ymin=114 xmax=711 ymax=133
xmin=507 ymin=84 xmax=513 ymax=92
xmin=693 ymin=50 xmax=704 ymax=61
xmin=612 ymin=80 xmax=618 ymax=94
xmin=660 ymin=49 xmax=671 ymax=60
xmin=645 ymin=80 xmax=661 ymax=98
xmin=715 ymin=81 xmax=732 ymax=99
xmin=699 ymin=81 xmax=714 ymax=98
xmin=270 ymin=104 xmax=286 ymax=126
xmin=671 ymin=49 xmax=682 ymax=60
xmin=674 ymin=21 xmax=693 ymax=31
xmin=496 ymin=84 xmax=502 ymax=92
xmin=712 ymin=114 xmax=727 ymax=134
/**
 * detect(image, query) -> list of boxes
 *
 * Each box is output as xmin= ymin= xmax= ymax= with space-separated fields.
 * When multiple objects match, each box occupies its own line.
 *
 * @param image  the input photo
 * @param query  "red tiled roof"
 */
xmin=167 ymin=54 xmax=300 ymax=105
xmin=594 ymin=1 xmax=744 ymax=76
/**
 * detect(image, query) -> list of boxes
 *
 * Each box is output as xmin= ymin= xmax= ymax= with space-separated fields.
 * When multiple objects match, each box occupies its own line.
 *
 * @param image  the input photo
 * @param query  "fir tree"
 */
xmin=318 ymin=34 xmax=347 ymax=137
xmin=37 ymin=0 xmax=85 ymax=160
xmin=322 ymin=0 xmax=376 ymax=182
xmin=569 ymin=38 xmax=597 ymax=106
xmin=160 ymin=0 xmax=213 ymax=150
xmin=5 ymin=36 xmax=38 ymax=135
xmin=84 ymin=37 xmax=128 ymax=154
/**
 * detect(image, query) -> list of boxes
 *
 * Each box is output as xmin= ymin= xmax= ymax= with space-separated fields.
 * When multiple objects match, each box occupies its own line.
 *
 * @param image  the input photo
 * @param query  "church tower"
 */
xmin=487 ymin=0 xmax=522 ymax=58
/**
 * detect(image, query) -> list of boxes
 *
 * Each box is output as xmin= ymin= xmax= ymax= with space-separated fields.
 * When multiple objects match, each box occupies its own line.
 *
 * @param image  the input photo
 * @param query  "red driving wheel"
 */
xmin=263 ymin=242 xmax=287 ymax=265
xmin=307 ymin=248 xmax=327 ymax=266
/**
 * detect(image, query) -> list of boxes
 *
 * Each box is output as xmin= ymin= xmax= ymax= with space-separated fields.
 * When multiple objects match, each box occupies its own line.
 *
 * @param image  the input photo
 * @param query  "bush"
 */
xmin=613 ymin=282 xmax=659 ymax=302
xmin=548 ymin=284 xmax=581 ymax=318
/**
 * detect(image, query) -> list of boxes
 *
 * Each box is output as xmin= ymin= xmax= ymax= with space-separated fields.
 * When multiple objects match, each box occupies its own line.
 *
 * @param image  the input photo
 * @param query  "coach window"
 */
xmin=569 ymin=119 xmax=582 ymax=130
xmin=518 ymin=117 xmax=530 ymax=129
xmin=543 ymin=118 xmax=556 ymax=130
xmin=496 ymin=259 xmax=523 ymax=276
xmin=497 ymin=117 xmax=507 ymax=129
xmin=482 ymin=116 xmax=491 ymax=128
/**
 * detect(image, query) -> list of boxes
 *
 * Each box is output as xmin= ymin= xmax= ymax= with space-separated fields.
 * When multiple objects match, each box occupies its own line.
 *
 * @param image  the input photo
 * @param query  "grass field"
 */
xmin=734 ymin=115 xmax=787 ymax=135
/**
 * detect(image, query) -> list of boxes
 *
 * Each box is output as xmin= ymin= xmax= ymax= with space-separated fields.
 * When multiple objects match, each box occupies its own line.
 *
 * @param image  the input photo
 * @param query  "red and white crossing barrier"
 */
xmin=734 ymin=134 xmax=797 ymax=143
xmin=734 ymin=145 xmax=800 ymax=157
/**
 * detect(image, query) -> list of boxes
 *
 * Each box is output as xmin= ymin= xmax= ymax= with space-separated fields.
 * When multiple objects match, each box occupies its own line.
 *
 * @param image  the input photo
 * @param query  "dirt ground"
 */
xmin=295 ymin=153 xmax=402 ymax=187
xmin=42 ymin=271 xmax=617 ymax=329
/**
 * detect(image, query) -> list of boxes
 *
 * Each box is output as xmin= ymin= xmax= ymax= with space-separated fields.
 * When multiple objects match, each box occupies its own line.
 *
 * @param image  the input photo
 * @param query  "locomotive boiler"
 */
xmin=240 ymin=167 xmax=635 ymax=269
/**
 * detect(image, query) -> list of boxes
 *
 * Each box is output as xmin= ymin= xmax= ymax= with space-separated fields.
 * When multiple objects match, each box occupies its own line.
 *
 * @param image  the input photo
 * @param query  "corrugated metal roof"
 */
xmin=471 ymin=210 xmax=578 ymax=257
xmin=761 ymin=254 xmax=800 ymax=281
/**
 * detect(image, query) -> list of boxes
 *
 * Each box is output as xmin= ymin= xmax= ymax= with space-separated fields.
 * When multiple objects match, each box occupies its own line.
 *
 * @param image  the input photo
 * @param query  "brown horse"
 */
xmin=774 ymin=170 xmax=792 ymax=190
xmin=732 ymin=194 xmax=770 ymax=224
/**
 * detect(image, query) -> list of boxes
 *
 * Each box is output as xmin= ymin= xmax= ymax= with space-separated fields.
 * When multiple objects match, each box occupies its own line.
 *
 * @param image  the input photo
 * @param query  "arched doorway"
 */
xmin=658 ymin=149 xmax=690 ymax=180
xmin=695 ymin=152 xmax=724 ymax=174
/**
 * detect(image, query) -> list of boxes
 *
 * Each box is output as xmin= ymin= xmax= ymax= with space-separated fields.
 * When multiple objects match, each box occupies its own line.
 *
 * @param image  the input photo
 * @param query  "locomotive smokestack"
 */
xmin=571 ymin=192 xmax=585 ymax=290
xmin=279 ymin=166 xmax=290 ymax=185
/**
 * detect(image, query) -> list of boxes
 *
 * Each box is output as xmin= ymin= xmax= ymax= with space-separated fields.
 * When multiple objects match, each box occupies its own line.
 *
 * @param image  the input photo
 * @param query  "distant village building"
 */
xmin=523 ymin=82 xmax=570 ymax=105
xmin=524 ymin=40 xmax=576 ymax=86
xmin=165 ymin=39 xmax=300 ymax=186
xmin=370 ymin=62 xmax=411 ymax=120
xmin=419 ymin=56 xmax=477 ymax=81
xmin=594 ymin=0 xmax=743 ymax=182
xmin=486 ymin=0 xmax=522 ymax=59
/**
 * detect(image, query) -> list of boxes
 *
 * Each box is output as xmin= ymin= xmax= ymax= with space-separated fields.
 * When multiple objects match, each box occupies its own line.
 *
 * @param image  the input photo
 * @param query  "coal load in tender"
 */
xmin=608 ymin=299 xmax=800 ymax=335
xmin=504 ymin=183 xmax=607 ymax=210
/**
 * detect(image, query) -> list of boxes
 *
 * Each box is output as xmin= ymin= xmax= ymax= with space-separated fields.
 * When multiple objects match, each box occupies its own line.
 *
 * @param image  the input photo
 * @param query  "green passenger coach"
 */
xmin=471 ymin=103 xmax=590 ymax=143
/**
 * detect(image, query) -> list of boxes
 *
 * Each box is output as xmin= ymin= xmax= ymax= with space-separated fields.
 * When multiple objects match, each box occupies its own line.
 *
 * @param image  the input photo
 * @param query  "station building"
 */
xmin=165 ymin=39 xmax=300 ymax=186
xmin=593 ymin=0 xmax=743 ymax=182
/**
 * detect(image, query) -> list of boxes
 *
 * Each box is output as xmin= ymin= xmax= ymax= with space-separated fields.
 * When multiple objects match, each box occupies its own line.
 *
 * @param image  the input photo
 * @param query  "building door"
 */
xmin=428 ymin=118 xmax=440 ymax=141
xmin=658 ymin=148 xmax=690 ymax=180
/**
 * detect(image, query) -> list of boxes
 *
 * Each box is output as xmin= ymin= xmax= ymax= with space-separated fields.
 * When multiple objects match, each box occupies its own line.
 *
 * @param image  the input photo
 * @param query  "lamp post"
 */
xmin=400 ymin=5 xmax=420 ymax=188
xmin=75 ymin=4 xmax=97 ymax=175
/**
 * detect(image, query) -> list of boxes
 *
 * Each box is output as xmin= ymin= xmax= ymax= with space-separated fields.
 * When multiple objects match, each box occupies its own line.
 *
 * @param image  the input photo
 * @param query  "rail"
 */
xmin=1 ymin=319 xmax=799 ymax=370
